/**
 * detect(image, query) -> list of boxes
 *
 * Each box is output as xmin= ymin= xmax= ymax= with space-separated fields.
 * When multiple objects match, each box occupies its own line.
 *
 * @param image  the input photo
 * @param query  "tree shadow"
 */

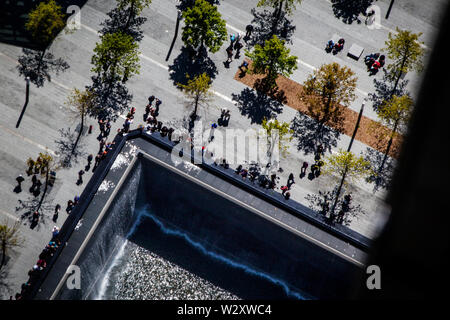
xmin=15 ymin=198 xmax=53 ymax=231
xmin=290 ymin=111 xmax=340 ymax=155
xmin=231 ymin=87 xmax=283 ymax=124
xmin=363 ymin=147 xmax=397 ymax=192
xmin=176 ymin=0 xmax=220 ymax=12
xmin=86 ymin=75 xmax=133 ymax=121
xmin=16 ymin=48 xmax=69 ymax=88
xmin=305 ymin=187 xmax=365 ymax=226
xmin=330 ymin=0 xmax=374 ymax=24
xmin=0 ymin=266 xmax=13 ymax=299
xmin=99 ymin=7 xmax=147 ymax=42
xmin=247 ymin=8 xmax=296 ymax=48
xmin=168 ymin=46 xmax=218 ymax=87
xmin=369 ymin=69 xmax=410 ymax=113
xmin=54 ymin=128 xmax=88 ymax=168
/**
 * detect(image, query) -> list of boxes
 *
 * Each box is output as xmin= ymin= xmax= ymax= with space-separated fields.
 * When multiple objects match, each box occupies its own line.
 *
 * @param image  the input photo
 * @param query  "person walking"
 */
xmin=99 ymin=138 xmax=106 ymax=153
xmin=15 ymin=175 xmax=25 ymax=193
xmin=245 ymin=24 xmax=253 ymax=40
xmin=93 ymin=153 xmax=102 ymax=172
xmin=226 ymin=46 xmax=233 ymax=63
xmin=155 ymin=98 xmax=162 ymax=113
xmin=239 ymin=60 xmax=249 ymax=72
xmin=77 ymin=170 xmax=84 ymax=185
xmin=300 ymin=161 xmax=308 ymax=176
xmin=281 ymin=185 xmax=289 ymax=195
xmin=66 ymin=200 xmax=74 ymax=214
xmin=230 ymin=33 xmax=236 ymax=46
xmin=287 ymin=173 xmax=295 ymax=188
xmin=234 ymin=34 xmax=243 ymax=58
xmin=53 ymin=204 xmax=61 ymax=222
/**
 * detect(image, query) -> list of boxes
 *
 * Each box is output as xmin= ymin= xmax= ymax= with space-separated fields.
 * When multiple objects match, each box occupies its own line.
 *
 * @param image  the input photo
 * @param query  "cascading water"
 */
xmin=54 ymin=154 xmax=360 ymax=300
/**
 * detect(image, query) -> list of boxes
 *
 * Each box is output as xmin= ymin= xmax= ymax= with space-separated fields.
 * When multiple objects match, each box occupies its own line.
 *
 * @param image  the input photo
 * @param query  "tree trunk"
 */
xmin=36 ymin=166 xmax=49 ymax=213
xmin=391 ymin=54 xmax=408 ymax=97
xmin=36 ymin=49 xmax=46 ymax=76
xmin=71 ymin=112 xmax=84 ymax=155
xmin=378 ymin=118 xmax=399 ymax=177
xmin=0 ymin=242 xmax=6 ymax=271
xmin=330 ymin=164 xmax=348 ymax=219
xmin=125 ymin=2 xmax=135 ymax=31
xmin=193 ymin=95 xmax=199 ymax=119
xmin=271 ymin=0 xmax=284 ymax=36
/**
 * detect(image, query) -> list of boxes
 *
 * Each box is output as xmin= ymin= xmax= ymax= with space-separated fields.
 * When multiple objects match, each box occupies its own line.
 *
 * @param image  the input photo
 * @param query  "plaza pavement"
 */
xmin=0 ymin=0 xmax=445 ymax=299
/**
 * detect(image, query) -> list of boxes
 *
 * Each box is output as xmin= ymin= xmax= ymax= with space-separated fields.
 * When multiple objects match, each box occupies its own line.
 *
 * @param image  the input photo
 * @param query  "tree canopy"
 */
xmin=177 ymin=72 xmax=213 ymax=119
xmin=383 ymin=28 xmax=424 ymax=77
xmin=100 ymin=0 xmax=152 ymax=42
xmin=245 ymin=35 xmax=298 ymax=90
xmin=116 ymin=0 xmax=152 ymax=14
xmin=323 ymin=149 xmax=372 ymax=186
xmin=300 ymin=62 xmax=357 ymax=126
xmin=0 ymin=221 xmax=23 ymax=271
xmin=257 ymin=0 xmax=302 ymax=15
xmin=181 ymin=0 xmax=227 ymax=53
xmin=261 ymin=117 xmax=293 ymax=160
xmin=25 ymin=0 xmax=66 ymax=47
xmin=91 ymin=31 xmax=141 ymax=83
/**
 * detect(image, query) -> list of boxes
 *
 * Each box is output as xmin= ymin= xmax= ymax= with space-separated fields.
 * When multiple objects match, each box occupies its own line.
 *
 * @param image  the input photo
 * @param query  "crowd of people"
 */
xmin=13 ymin=227 xmax=62 ymax=300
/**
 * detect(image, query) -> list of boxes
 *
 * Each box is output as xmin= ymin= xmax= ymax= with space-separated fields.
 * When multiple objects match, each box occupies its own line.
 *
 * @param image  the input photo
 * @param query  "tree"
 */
xmin=257 ymin=0 xmax=302 ymax=33
xmin=17 ymin=0 xmax=69 ymax=87
xmin=100 ymin=0 xmax=152 ymax=42
xmin=65 ymin=88 xmax=97 ymax=158
xmin=89 ymin=31 xmax=139 ymax=120
xmin=91 ymin=31 xmax=141 ymax=84
xmin=383 ymin=28 xmax=424 ymax=95
xmin=86 ymin=75 xmax=133 ymax=121
xmin=117 ymin=0 xmax=152 ymax=30
xmin=323 ymin=150 xmax=372 ymax=217
xmin=0 ymin=221 xmax=23 ymax=271
xmin=261 ymin=118 xmax=293 ymax=166
xmin=181 ymin=0 xmax=227 ymax=54
xmin=25 ymin=0 xmax=65 ymax=48
xmin=375 ymin=94 xmax=413 ymax=177
xmin=300 ymin=62 xmax=357 ymax=132
xmin=245 ymin=35 xmax=298 ymax=91
xmin=28 ymin=152 xmax=58 ymax=214
xmin=178 ymin=72 xmax=213 ymax=120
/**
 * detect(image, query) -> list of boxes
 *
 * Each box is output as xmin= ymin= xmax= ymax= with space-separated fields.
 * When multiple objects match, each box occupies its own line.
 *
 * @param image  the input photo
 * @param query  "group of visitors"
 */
xmin=226 ymin=33 xmax=244 ymax=64
xmin=364 ymin=52 xmax=385 ymax=75
xmin=13 ymin=229 xmax=62 ymax=300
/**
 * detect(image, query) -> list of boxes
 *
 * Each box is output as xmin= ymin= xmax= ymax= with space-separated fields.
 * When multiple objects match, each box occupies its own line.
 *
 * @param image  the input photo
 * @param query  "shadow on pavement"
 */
xmin=246 ymin=8 xmax=296 ymax=48
xmin=231 ymin=87 xmax=283 ymax=124
xmin=291 ymin=111 xmax=341 ymax=156
xmin=363 ymin=147 xmax=396 ymax=192
xmin=331 ymin=0 xmax=375 ymax=25
xmin=169 ymin=46 xmax=218 ymax=87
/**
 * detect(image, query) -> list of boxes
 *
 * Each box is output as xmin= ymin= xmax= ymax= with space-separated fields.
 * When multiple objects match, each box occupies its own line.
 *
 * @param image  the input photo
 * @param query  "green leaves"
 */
xmin=383 ymin=28 xmax=425 ymax=77
xmin=116 ymin=0 xmax=152 ymax=15
xmin=257 ymin=0 xmax=302 ymax=15
xmin=66 ymin=88 xmax=97 ymax=118
xmin=181 ymin=0 xmax=227 ymax=53
xmin=377 ymin=94 xmax=413 ymax=134
xmin=245 ymin=35 xmax=298 ymax=90
xmin=25 ymin=0 xmax=65 ymax=47
xmin=91 ymin=31 xmax=141 ymax=82
xmin=0 ymin=221 xmax=23 ymax=271
xmin=301 ymin=62 xmax=357 ymax=125
xmin=261 ymin=117 xmax=293 ymax=158
xmin=177 ymin=72 xmax=213 ymax=118
xmin=323 ymin=150 xmax=372 ymax=185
